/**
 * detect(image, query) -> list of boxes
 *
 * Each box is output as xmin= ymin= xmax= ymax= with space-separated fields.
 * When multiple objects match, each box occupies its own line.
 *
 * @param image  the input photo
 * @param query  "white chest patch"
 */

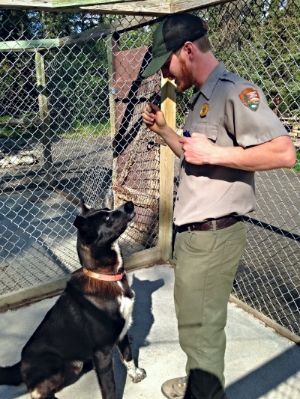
xmin=112 ymin=241 xmax=123 ymax=271
xmin=118 ymin=294 xmax=134 ymax=340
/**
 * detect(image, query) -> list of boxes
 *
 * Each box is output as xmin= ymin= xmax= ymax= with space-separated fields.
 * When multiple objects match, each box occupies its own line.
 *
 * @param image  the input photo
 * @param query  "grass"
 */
xmin=61 ymin=119 xmax=111 ymax=140
xmin=0 ymin=115 xmax=111 ymax=141
xmin=0 ymin=113 xmax=39 ymax=140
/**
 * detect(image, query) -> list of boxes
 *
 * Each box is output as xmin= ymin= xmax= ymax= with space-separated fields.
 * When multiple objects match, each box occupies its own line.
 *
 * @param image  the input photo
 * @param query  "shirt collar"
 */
xmin=189 ymin=62 xmax=227 ymax=106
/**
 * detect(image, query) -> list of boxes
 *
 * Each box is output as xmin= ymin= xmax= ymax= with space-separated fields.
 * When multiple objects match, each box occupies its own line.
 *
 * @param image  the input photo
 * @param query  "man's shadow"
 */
xmin=114 ymin=274 xmax=165 ymax=398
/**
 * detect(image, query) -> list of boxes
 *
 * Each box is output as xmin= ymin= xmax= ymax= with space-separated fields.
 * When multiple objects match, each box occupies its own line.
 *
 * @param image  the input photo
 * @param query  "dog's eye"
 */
xmin=104 ymin=215 xmax=110 ymax=222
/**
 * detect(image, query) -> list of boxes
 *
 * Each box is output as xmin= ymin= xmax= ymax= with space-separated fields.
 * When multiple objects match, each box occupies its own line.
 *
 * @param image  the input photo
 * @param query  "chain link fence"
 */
xmin=0 ymin=1 xmax=299 ymax=338
xmin=0 ymin=13 xmax=160 ymax=301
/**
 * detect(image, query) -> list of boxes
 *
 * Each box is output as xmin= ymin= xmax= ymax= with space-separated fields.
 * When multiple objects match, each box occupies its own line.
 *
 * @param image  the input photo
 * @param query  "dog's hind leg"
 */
xmin=22 ymin=354 xmax=64 ymax=399
xmin=30 ymin=387 xmax=59 ymax=399
xmin=63 ymin=359 xmax=95 ymax=387
xmin=29 ymin=375 xmax=63 ymax=399
xmin=31 ymin=394 xmax=58 ymax=399
xmin=117 ymin=334 xmax=146 ymax=383
xmin=93 ymin=348 xmax=116 ymax=399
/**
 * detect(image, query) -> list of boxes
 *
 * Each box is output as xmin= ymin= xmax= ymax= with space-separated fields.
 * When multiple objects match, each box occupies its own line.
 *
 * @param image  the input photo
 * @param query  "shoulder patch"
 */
xmin=239 ymin=88 xmax=260 ymax=111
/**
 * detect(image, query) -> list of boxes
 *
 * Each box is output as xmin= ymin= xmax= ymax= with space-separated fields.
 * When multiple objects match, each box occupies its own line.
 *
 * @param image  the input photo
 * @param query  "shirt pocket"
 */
xmin=190 ymin=122 xmax=218 ymax=144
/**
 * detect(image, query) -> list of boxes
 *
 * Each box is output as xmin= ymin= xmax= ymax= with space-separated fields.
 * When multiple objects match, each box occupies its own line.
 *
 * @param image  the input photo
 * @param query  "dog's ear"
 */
xmin=80 ymin=198 xmax=91 ymax=215
xmin=74 ymin=215 xmax=98 ymax=243
xmin=74 ymin=215 xmax=89 ymax=231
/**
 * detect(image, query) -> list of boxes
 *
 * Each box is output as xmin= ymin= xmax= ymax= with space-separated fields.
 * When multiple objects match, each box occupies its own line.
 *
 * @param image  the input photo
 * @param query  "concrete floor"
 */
xmin=0 ymin=264 xmax=299 ymax=399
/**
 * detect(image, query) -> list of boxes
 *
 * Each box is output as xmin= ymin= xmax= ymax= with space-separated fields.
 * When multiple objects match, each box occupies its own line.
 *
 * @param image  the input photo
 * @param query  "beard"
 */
xmin=175 ymin=56 xmax=194 ymax=92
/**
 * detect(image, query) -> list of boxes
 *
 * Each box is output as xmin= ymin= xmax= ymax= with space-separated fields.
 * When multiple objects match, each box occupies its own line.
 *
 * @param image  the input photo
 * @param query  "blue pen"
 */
xmin=183 ymin=130 xmax=191 ymax=137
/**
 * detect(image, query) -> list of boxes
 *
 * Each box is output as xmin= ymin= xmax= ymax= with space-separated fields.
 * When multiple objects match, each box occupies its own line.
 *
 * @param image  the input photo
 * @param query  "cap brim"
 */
xmin=142 ymin=50 xmax=172 ymax=78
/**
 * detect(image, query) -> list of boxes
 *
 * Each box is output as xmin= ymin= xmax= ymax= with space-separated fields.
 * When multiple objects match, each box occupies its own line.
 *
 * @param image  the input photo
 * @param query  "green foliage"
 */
xmin=292 ymin=148 xmax=300 ymax=172
xmin=47 ymin=40 xmax=109 ymax=135
xmin=1 ymin=2 xmax=299 ymax=134
xmin=0 ymin=53 xmax=37 ymax=117
xmin=203 ymin=0 xmax=300 ymax=117
xmin=0 ymin=113 xmax=41 ymax=140
xmin=0 ymin=11 xmax=109 ymax=135
xmin=0 ymin=10 xmax=31 ymax=40
xmin=34 ymin=11 xmax=103 ymax=38
xmin=120 ymin=24 xmax=156 ymax=50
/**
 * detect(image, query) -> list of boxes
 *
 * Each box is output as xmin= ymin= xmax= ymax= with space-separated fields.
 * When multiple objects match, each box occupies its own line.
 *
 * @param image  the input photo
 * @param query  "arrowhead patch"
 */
xmin=239 ymin=88 xmax=260 ymax=111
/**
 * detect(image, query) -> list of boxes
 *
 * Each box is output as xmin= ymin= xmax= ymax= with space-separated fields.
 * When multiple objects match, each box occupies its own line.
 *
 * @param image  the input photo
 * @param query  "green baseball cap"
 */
xmin=142 ymin=13 xmax=208 ymax=78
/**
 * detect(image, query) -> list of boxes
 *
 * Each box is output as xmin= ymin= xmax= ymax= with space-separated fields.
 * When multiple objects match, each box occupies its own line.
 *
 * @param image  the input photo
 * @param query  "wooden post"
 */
xmin=35 ymin=51 xmax=54 ymax=187
xmin=106 ymin=33 xmax=120 ymax=139
xmin=106 ymin=33 xmax=120 ymax=208
xmin=159 ymin=77 xmax=176 ymax=261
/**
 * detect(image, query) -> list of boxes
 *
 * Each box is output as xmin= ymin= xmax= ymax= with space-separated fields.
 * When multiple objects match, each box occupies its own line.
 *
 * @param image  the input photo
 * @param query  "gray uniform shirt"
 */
xmin=173 ymin=62 xmax=288 ymax=226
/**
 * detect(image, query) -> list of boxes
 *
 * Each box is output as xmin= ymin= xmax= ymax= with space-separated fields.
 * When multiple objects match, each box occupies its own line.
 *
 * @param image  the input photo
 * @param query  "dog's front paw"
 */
xmin=124 ymin=360 xmax=147 ymax=383
xmin=131 ymin=367 xmax=147 ymax=383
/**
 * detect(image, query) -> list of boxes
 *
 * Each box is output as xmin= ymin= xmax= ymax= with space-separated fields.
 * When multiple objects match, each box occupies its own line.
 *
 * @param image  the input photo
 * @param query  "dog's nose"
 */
xmin=124 ymin=201 xmax=134 ymax=213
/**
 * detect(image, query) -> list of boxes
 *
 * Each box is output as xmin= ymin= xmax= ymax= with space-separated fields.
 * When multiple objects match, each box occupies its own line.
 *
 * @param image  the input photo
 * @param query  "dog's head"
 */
xmin=73 ymin=199 xmax=135 ymax=246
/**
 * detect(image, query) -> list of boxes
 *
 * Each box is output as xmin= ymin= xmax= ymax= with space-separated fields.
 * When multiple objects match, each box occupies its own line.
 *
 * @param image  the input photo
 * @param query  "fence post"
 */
xmin=106 ymin=33 xmax=120 ymax=139
xmin=35 ymin=51 xmax=53 ymax=187
xmin=159 ymin=77 xmax=176 ymax=261
xmin=106 ymin=33 xmax=120 ymax=208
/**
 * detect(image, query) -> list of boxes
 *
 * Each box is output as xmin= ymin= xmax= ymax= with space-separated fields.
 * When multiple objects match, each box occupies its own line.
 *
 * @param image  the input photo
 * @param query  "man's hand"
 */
xmin=179 ymin=133 xmax=214 ymax=165
xmin=142 ymin=103 xmax=167 ymax=136
xmin=142 ymin=103 xmax=183 ymax=158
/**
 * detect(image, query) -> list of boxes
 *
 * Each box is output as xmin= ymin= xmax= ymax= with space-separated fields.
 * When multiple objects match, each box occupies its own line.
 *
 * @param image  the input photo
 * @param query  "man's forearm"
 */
xmin=207 ymin=136 xmax=296 ymax=171
xmin=159 ymin=125 xmax=183 ymax=158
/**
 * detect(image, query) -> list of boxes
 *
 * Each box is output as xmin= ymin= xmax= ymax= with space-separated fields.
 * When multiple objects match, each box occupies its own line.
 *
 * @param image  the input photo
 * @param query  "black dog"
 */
xmin=0 ymin=200 xmax=146 ymax=399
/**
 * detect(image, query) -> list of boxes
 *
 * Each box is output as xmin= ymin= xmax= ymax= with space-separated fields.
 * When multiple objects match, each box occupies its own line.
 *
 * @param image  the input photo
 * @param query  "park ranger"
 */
xmin=142 ymin=12 xmax=296 ymax=399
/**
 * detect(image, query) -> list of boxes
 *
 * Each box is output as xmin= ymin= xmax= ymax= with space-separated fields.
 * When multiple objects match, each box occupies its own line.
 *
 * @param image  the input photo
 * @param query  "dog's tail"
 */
xmin=0 ymin=362 xmax=22 ymax=385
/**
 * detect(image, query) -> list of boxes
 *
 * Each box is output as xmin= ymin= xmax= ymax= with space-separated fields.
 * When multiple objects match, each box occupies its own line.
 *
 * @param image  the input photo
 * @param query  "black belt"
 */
xmin=176 ymin=216 xmax=242 ymax=233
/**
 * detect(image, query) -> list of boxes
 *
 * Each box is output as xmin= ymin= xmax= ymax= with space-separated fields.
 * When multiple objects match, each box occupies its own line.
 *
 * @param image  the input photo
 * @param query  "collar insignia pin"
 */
xmin=200 ymin=103 xmax=210 ymax=117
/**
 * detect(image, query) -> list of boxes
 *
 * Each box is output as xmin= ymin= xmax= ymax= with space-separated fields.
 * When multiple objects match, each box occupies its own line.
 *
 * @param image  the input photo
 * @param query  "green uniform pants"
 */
xmin=173 ymin=221 xmax=246 ymax=387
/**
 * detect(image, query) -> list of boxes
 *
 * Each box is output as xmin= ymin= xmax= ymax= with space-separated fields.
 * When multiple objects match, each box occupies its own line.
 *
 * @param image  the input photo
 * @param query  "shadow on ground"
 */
xmin=114 ymin=275 xmax=165 ymax=398
xmin=227 ymin=345 xmax=300 ymax=399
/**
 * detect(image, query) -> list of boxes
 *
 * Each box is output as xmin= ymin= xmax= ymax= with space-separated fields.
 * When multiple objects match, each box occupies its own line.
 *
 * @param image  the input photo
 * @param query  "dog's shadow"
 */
xmin=114 ymin=274 xmax=164 ymax=398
